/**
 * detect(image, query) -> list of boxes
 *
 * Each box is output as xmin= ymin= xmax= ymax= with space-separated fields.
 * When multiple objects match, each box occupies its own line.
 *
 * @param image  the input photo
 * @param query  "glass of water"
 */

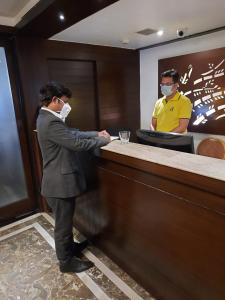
xmin=119 ymin=131 xmax=130 ymax=144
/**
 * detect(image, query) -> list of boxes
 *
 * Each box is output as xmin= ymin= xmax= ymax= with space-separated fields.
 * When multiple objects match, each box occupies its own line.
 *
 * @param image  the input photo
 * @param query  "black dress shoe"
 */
xmin=72 ymin=240 xmax=89 ymax=256
xmin=60 ymin=257 xmax=94 ymax=273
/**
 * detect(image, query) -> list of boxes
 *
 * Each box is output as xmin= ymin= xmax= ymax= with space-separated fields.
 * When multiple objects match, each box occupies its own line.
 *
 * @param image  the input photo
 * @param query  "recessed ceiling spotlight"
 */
xmin=59 ymin=13 xmax=65 ymax=21
xmin=157 ymin=30 xmax=164 ymax=36
xmin=121 ymin=39 xmax=130 ymax=44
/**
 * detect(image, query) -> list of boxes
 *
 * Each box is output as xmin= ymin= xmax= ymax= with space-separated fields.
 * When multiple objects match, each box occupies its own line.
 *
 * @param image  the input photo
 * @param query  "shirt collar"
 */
xmin=163 ymin=91 xmax=180 ymax=103
xmin=41 ymin=107 xmax=63 ymax=120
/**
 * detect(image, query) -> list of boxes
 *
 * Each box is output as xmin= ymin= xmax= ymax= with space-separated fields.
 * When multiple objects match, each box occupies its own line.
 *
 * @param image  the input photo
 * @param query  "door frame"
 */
xmin=0 ymin=38 xmax=38 ymax=225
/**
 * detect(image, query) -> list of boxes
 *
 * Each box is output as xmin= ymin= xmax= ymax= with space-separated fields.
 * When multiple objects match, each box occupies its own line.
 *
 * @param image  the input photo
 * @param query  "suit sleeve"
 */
xmin=48 ymin=119 xmax=109 ymax=151
xmin=69 ymin=128 xmax=98 ymax=139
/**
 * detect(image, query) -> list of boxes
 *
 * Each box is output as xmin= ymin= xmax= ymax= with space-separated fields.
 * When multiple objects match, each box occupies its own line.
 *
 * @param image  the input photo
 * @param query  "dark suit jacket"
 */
xmin=36 ymin=109 xmax=108 ymax=198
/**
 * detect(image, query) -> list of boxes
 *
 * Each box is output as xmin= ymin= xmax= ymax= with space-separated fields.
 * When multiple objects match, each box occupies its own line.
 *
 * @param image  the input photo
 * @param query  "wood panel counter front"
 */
xmin=74 ymin=141 xmax=225 ymax=300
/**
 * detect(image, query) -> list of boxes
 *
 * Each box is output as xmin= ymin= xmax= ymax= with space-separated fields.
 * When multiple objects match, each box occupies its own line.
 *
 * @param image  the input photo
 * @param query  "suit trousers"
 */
xmin=46 ymin=196 xmax=75 ymax=264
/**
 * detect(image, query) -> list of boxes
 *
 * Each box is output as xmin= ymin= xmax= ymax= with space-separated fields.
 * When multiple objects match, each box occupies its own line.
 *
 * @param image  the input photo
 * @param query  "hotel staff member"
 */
xmin=151 ymin=69 xmax=192 ymax=133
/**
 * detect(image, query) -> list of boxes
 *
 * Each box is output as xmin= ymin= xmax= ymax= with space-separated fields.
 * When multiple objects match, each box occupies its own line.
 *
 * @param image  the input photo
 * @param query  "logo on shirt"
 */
xmin=170 ymin=106 xmax=174 ymax=112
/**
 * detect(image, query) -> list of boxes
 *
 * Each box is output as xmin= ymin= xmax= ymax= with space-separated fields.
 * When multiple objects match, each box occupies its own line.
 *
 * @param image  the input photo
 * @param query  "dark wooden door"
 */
xmin=47 ymin=59 xmax=98 ymax=131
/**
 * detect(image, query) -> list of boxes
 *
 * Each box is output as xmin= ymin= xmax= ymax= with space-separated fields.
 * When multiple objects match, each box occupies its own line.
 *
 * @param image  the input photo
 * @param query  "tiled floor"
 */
xmin=0 ymin=213 xmax=156 ymax=300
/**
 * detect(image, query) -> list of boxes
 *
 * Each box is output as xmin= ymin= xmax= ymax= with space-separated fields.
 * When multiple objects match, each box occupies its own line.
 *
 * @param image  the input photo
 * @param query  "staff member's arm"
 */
xmin=150 ymin=117 xmax=157 ymax=131
xmin=150 ymin=100 xmax=159 ymax=131
xmin=170 ymin=118 xmax=190 ymax=133
xmin=170 ymin=98 xmax=193 ymax=133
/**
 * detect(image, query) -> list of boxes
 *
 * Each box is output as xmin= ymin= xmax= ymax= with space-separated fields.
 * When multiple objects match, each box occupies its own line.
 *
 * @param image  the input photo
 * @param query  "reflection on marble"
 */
xmin=0 ymin=227 xmax=96 ymax=299
xmin=88 ymin=246 xmax=155 ymax=300
xmin=1 ymin=228 xmax=55 ymax=299
xmin=87 ymin=267 xmax=129 ymax=300
xmin=0 ymin=213 xmax=156 ymax=300
xmin=72 ymin=223 xmax=154 ymax=299
xmin=29 ymin=265 xmax=96 ymax=300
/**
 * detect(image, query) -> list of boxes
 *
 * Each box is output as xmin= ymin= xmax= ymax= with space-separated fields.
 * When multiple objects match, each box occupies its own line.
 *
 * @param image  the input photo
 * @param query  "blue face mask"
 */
xmin=161 ymin=85 xmax=173 ymax=96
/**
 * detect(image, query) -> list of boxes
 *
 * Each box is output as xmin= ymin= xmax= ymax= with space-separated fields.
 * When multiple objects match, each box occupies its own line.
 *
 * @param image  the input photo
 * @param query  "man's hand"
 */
xmin=98 ymin=130 xmax=110 ymax=138
xmin=151 ymin=117 xmax=157 ymax=131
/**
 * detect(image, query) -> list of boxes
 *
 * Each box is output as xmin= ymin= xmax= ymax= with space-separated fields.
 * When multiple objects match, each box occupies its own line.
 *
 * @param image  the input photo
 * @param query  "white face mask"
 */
xmin=57 ymin=98 xmax=71 ymax=121
xmin=161 ymin=84 xmax=173 ymax=97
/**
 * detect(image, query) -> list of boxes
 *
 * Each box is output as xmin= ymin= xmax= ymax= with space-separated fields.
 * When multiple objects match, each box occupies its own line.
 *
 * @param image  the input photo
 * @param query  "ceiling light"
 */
xmin=121 ymin=39 xmax=129 ymax=44
xmin=157 ymin=30 xmax=164 ymax=36
xmin=59 ymin=13 xmax=65 ymax=21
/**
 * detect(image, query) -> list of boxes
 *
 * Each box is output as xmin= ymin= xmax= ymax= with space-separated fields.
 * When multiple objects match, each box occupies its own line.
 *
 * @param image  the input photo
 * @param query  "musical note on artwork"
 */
xmin=213 ymin=91 xmax=224 ymax=100
xmin=217 ymin=104 xmax=225 ymax=110
xmin=193 ymin=114 xmax=206 ymax=126
xmin=204 ymin=75 xmax=213 ymax=80
xmin=206 ymin=105 xmax=216 ymax=116
xmin=215 ymin=114 xmax=225 ymax=120
xmin=194 ymin=99 xmax=201 ymax=107
xmin=180 ymin=65 xmax=193 ymax=84
xmin=215 ymin=59 xmax=225 ymax=69
xmin=214 ymin=69 xmax=224 ymax=78
xmin=193 ymin=78 xmax=202 ymax=85
xmin=183 ymin=91 xmax=192 ymax=96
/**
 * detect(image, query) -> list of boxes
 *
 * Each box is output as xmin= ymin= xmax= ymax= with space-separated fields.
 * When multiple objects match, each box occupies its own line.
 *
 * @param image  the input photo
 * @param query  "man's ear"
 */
xmin=176 ymin=83 xmax=179 ymax=89
xmin=52 ymin=96 xmax=58 ymax=103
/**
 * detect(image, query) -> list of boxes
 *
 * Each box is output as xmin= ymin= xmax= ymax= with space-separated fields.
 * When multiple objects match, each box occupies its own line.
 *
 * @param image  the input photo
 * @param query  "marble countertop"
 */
xmin=101 ymin=140 xmax=225 ymax=182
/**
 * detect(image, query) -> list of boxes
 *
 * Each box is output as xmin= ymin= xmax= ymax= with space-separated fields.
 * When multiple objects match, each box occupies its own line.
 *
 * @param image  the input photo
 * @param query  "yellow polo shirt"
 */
xmin=152 ymin=92 xmax=192 ymax=132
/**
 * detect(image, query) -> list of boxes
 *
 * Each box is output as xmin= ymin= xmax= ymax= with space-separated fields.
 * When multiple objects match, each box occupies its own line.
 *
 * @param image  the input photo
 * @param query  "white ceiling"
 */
xmin=0 ymin=0 xmax=39 ymax=27
xmin=51 ymin=0 xmax=225 ymax=49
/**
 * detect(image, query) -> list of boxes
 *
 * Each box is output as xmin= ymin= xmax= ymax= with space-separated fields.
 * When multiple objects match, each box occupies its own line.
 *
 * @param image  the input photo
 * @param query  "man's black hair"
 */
xmin=39 ymin=81 xmax=72 ymax=106
xmin=161 ymin=69 xmax=179 ymax=83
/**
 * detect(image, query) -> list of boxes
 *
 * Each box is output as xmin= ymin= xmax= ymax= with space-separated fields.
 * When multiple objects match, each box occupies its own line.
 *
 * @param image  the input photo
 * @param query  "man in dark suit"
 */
xmin=36 ymin=82 xmax=110 ymax=273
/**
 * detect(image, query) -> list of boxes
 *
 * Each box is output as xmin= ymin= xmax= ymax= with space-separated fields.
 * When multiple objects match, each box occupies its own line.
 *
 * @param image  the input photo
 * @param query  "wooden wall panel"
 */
xmin=14 ymin=37 xmax=49 ymax=206
xmin=47 ymin=59 xmax=98 ymax=130
xmin=45 ymin=40 xmax=140 ymax=134
xmin=0 ymin=25 xmax=15 ymax=36
xmin=15 ymin=37 xmax=140 ymax=133
xmin=14 ymin=37 xmax=49 ymax=132
xmin=97 ymin=60 xmax=140 ymax=133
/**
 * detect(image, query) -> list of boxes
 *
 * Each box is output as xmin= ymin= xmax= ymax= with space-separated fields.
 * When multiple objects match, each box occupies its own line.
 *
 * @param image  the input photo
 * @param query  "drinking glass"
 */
xmin=119 ymin=131 xmax=130 ymax=144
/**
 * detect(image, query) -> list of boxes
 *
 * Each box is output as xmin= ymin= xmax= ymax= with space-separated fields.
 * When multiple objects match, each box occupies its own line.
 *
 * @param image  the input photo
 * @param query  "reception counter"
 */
xmin=74 ymin=141 xmax=225 ymax=300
